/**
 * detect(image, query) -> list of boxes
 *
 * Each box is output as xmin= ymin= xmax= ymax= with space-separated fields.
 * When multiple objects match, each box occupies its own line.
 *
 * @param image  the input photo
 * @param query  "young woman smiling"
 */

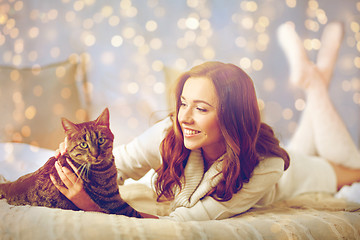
xmin=53 ymin=23 xmax=360 ymax=220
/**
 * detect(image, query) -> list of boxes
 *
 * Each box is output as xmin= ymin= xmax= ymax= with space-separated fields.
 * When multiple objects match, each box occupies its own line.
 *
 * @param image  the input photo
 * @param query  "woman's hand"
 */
xmin=54 ymin=137 xmax=68 ymax=158
xmin=50 ymin=158 xmax=104 ymax=212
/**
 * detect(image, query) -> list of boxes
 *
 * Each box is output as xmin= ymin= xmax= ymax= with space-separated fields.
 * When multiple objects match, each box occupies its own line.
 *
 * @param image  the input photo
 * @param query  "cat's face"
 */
xmin=61 ymin=108 xmax=114 ymax=166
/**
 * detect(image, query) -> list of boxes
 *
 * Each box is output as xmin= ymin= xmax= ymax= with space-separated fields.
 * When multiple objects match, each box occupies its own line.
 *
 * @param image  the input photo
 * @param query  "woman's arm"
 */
xmin=113 ymin=117 xmax=172 ymax=183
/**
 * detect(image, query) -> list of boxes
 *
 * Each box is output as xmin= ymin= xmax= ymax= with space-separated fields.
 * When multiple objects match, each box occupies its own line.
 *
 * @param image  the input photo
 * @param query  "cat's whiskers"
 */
xmin=85 ymin=162 xmax=90 ymax=180
xmin=77 ymin=163 xmax=90 ymax=183
xmin=77 ymin=163 xmax=85 ymax=179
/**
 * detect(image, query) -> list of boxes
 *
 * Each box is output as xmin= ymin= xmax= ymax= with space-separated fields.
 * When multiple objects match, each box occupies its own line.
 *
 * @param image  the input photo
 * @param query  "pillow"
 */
xmin=0 ymin=57 xmax=89 ymax=150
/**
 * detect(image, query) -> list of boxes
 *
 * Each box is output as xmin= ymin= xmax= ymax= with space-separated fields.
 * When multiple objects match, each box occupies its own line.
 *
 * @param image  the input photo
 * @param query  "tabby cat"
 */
xmin=0 ymin=108 xmax=141 ymax=218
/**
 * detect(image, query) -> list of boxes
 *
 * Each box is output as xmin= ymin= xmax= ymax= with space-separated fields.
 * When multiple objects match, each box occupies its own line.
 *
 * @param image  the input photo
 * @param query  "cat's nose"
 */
xmin=90 ymin=148 xmax=100 ymax=159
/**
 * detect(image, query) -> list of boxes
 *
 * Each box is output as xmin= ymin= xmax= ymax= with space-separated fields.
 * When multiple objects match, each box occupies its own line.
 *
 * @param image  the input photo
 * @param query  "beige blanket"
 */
xmin=1 ymin=183 xmax=359 ymax=239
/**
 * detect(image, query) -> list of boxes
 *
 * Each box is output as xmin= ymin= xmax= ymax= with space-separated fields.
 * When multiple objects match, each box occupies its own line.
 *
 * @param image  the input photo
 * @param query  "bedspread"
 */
xmin=1 ymin=183 xmax=360 ymax=240
xmin=1 ymin=143 xmax=360 ymax=239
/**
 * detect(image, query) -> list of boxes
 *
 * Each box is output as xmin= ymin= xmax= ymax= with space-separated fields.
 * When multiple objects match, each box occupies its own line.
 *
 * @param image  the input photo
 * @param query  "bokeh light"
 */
xmin=111 ymin=35 xmax=123 ymax=47
xmin=0 ymin=0 xmax=358 ymax=147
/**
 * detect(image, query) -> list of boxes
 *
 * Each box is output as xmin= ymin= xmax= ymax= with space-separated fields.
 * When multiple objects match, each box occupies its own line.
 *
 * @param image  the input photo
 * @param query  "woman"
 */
xmin=52 ymin=23 xmax=360 ymax=221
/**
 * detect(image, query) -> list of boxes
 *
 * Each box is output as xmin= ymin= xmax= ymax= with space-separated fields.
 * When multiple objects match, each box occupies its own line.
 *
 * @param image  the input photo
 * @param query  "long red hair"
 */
xmin=155 ymin=62 xmax=290 ymax=201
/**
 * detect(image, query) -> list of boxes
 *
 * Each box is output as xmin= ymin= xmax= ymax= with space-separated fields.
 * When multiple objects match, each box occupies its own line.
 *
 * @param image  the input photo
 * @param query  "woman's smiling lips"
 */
xmin=183 ymin=128 xmax=201 ymax=137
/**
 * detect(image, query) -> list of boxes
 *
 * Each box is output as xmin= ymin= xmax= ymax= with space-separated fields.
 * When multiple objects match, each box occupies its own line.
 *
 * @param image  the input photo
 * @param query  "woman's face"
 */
xmin=178 ymin=77 xmax=226 ymax=161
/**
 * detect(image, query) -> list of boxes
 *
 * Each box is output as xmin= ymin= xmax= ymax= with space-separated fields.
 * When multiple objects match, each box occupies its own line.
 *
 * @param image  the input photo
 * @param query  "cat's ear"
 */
xmin=95 ymin=108 xmax=110 ymax=128
xmin=62 ymin=118 xmax=79 ymax=132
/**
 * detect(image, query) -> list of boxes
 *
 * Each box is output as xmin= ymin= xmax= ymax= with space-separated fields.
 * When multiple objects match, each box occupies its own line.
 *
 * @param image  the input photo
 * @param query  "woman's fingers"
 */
xmin=50 ymin=174 xmax=68 ymax=195
xmin=54 ymin=149 xmax=61 ymax=158
xmin=52 ymin=160 xmax=84 ymax=201
xmin=66 ymin=158 xmax=79 ymax=176
xmin=61 ymin=137 xmax=68 ymax=155
xmin=62 ymin=163 xmax=81 ymax=185
xmin=59 ymin=142 xmax=67 ymax=155
xmin=54 ymin=137 xmax=68 ymax=159
xmin=54 ymin=160 xmax=78 ymax=187
xmin=64 ymin=159 xmax=84 ymax=188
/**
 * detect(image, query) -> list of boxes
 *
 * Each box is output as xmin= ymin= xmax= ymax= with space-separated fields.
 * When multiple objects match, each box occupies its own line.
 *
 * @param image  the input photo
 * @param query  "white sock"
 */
xmin=277 ymin=22 xmax=311 ymax=88
xmin=316 ymin=22 xmax=344 ymax=87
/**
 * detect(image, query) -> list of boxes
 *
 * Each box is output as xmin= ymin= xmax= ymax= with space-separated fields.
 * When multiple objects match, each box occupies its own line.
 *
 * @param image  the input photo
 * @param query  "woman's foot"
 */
xmin=277 ymin=22 xmax=312 ymax=89
xmin=316 ymin=22 xmax=344 ymax=87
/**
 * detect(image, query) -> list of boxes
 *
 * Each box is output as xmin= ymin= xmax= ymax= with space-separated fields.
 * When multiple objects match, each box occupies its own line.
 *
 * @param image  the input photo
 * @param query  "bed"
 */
xmin=0 ymin=142 xmax=360 ymax=240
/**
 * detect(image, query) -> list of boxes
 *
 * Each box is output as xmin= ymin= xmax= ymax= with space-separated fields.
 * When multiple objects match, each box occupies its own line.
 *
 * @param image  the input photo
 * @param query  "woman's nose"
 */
xmin=179 ymin=107 xmax=194 ymax=124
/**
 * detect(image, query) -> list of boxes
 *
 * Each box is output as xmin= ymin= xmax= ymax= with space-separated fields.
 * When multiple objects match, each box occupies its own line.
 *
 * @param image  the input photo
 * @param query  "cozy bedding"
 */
xmin=1 ymin=143 xmax=360 ymax=239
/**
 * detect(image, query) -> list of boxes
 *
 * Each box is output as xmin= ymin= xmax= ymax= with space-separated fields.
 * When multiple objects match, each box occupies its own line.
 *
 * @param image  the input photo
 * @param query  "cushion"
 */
xmin=0 ymin=57 xmax=89 ymax=150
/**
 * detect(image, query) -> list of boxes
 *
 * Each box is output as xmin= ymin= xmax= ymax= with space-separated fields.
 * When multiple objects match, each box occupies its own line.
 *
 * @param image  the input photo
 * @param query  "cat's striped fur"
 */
xmin=0 ymin=108 xmax=141 ymax=218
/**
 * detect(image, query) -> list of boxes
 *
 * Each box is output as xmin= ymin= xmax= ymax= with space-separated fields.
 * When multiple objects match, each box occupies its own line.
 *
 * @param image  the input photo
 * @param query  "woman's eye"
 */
xmin=196 ymin=107 xmax=207 ymax=112
xmin=98 ymin=138 xmax=105 ymax=144
xmin=80 ymin=142 xmax=88 ymax=148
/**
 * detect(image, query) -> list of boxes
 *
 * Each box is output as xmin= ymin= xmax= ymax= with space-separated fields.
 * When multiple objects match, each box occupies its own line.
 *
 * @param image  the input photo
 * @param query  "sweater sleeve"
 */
xmin=168 ymin=157 xmax=285 ymax=221
xmin=113 ymin=117 xmax=172 ymax=184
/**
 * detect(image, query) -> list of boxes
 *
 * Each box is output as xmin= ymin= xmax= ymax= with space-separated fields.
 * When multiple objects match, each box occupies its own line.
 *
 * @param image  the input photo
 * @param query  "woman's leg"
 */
xmin=277 ymin=22 xmax=316 ymax=154
xmin=305 ymin=69 xmax=360 ymax=188
xmin=278 ymin=22 xmax=360 ymax=189
xmin=304 ymin=67 xmax=360 ymax=169
xmin=286 ymin=105 xmax=316 ymax=155
xmin=278 ymin=21 xmax=344 ymax=153
xmin=329 ymin=162 xmax=360 ymax=190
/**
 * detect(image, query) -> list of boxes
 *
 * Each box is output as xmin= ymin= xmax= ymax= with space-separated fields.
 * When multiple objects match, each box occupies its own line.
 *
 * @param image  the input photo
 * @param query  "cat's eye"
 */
xmin=80 ymin=142 xmax=88 ymax=148
xmin=98 ymin=138 xmax=105 ymax=144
